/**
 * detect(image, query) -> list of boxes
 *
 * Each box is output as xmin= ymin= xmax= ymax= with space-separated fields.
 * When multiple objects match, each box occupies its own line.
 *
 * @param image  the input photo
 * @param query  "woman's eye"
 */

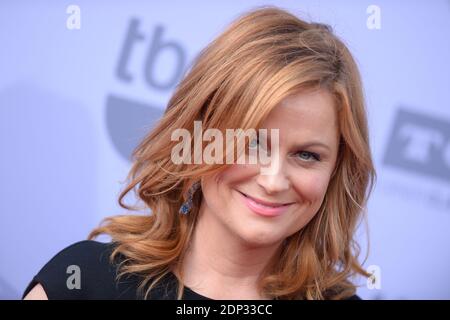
xmin=249 ymin=137 xmax=259 ymax=149
xmin=296 ymin=151 xmax=321 ymax=162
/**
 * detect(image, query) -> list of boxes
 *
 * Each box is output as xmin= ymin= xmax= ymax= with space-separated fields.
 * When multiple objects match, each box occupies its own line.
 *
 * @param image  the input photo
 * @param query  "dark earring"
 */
xmin=179 ymin=181 xmax=201 ymax=215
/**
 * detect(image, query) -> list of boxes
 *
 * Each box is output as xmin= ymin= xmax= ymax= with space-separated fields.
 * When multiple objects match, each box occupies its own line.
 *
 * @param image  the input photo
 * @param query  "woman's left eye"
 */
xmin=296 ymin=151 xmax=321 ymax=162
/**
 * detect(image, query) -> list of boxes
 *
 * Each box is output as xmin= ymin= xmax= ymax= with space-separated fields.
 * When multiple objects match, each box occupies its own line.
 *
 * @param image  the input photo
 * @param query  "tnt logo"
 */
xmin=383 ymin=108 xmax=450 ymax=183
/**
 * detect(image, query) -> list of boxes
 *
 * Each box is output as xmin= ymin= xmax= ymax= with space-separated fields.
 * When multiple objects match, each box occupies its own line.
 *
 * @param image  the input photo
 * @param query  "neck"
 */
xmin=180 ymin=204 xmax=283 ymax=299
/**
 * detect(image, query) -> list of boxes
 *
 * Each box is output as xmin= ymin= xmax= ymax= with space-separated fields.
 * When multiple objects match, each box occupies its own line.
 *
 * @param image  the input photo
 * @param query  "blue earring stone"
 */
xmin=179 ymin=181 xmax=200 ymax=215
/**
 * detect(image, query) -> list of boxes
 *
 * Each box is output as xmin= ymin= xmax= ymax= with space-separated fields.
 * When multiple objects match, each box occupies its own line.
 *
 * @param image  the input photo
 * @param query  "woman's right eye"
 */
xmin=249 ymin=136 xmax=259 ymax=149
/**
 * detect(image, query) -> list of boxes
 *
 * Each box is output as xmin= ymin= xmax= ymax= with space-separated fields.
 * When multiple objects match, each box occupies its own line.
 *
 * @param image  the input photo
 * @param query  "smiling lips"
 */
xmin=237 ymin=191 xmax=295 ymax=217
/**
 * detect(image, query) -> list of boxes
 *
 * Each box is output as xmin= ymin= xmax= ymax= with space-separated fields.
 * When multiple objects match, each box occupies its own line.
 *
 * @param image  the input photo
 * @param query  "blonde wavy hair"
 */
xmin=89 ymin=6 xmax=376 ymax=300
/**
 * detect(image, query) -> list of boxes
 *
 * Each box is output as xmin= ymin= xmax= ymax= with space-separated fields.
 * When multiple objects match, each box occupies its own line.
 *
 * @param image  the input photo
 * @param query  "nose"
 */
xmin=255 ymin=158 xmax=290 ymax=195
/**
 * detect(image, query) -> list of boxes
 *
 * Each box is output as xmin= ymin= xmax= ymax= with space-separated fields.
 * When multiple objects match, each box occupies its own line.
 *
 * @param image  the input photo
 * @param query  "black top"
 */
xmin=23 ymin=240 xmax=361 ymax=300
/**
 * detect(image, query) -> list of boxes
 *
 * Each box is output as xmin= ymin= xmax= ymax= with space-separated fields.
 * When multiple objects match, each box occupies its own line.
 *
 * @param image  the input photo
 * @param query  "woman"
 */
xmin=24 ymin=6 xmax=375 ymax=300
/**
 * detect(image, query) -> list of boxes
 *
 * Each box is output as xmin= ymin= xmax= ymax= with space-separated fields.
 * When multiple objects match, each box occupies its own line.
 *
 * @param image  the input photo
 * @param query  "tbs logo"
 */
xmin=106 ymin=18 xmax=190 ymax=161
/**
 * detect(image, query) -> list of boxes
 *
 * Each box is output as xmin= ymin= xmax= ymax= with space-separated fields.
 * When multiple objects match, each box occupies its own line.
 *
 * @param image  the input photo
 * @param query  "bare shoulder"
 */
xmin=23 ymin=283 xmax=48 ymax=300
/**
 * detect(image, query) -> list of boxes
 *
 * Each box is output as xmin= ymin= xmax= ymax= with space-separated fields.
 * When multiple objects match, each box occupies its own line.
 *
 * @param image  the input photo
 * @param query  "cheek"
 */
xmin=201 ymin=165 xmax=255 ymax=210
xmin=292 ymin=170 xmax=330 ymax=206
xmin=219 ymin=163 xmax=259 ymax=181
xmin=286 ymin=172 xmax=331 ymax=235
xmin=209 ymin=164 xmax=260 ymax=196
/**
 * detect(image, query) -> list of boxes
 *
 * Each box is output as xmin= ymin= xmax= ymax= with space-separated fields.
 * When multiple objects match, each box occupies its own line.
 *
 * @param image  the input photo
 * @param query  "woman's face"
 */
xmin=200 ymin=88 xmax=340 ymax=247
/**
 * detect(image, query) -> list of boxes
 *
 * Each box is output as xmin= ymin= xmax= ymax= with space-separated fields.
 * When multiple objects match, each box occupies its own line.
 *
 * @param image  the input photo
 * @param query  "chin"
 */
xmin=234 ymin=225 xmax=285 ymax=248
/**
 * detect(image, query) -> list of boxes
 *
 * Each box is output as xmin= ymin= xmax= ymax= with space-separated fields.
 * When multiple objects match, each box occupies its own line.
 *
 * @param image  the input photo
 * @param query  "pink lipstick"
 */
xmin=237 ymin=190 xmax=294 ymax=217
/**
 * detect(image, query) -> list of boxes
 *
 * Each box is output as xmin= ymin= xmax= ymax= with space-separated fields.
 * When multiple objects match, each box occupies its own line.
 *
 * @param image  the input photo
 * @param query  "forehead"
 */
xmin=261 ymin=89 xmax=339 ymax=142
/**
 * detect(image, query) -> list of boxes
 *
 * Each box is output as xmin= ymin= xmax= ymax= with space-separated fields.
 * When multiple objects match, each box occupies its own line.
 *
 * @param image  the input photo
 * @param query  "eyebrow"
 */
xmin=294 ymin=141 xmax=331 ymax=152
xmin=264 ymin=134 xmax=332 ymax=152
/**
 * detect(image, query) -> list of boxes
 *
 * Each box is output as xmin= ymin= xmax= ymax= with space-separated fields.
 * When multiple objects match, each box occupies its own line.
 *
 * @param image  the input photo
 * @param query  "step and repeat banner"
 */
xmin=0 ymin=0 xmax=449 ymax=299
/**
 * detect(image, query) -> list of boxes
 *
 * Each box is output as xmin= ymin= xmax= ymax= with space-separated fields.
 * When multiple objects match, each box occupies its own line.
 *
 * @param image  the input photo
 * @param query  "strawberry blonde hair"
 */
xmin=89 ymin=6 xmax=376 ymax=300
